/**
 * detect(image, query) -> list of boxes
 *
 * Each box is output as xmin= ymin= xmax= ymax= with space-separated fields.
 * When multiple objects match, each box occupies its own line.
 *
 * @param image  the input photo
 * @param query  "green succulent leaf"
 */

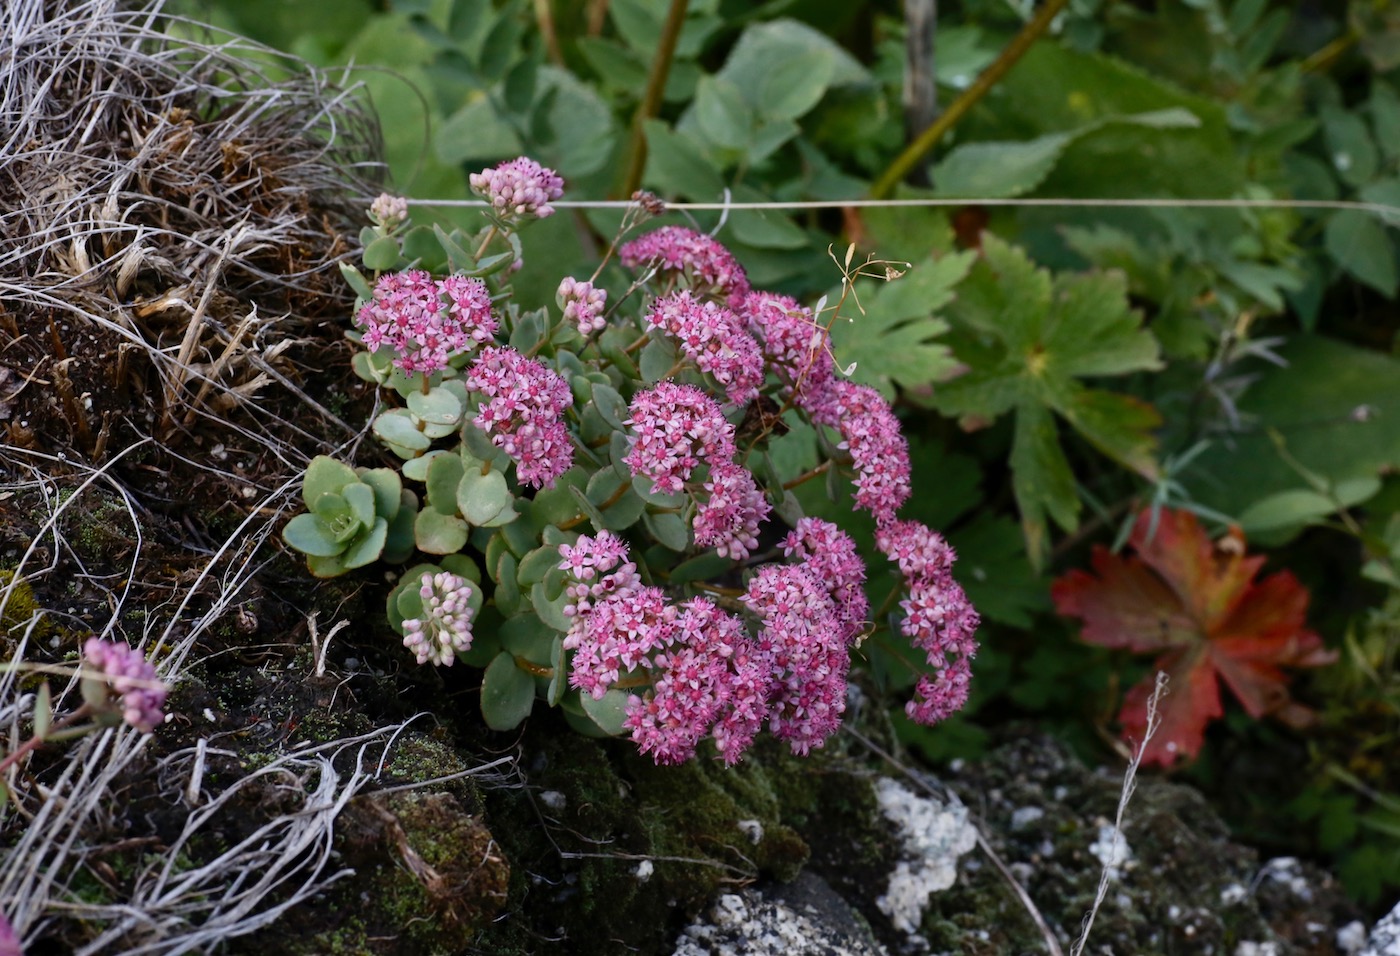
xmin=591 ymin=382 xmax=629 ymax=431
xmin=383 ymin=490 xmax=419 ymax=564
xmin=373 ymin=410 xmax=432 ymax=452
xmin=415 ymin=509 xmax=469 ymax=555
xmin=579 ymin=688 xmax=632 ymax=736
xmin=457 ymin=467 xmax=514 ymax=526
xmin=357 ymin=468 xmax=403 ymax=519
xmin=495 ymin=551 xmax=523 ymax=617
xmin=363 ymin=235 xmax=402 ymax=272
xmin=343 ymin=482 xmax=378 ymax=530
xmin=303 ymin=456 xmax=358 ymax=508
xmin=427 ymin=453 xmax=467 ymax=516
xmin=669 ymin=550 xmax=736 ymax=583
xmin=480 ymin=651 xmax=536 ymax=731
xmin=342 ymin=517 xmax=389 ymax=569
xmin=407 ymin=386 xmax=465 ymax=427
xmin=643 ymin=511 xmax=690 ymax=551
xmin=283 ymin=513 xmax=345 ymax=558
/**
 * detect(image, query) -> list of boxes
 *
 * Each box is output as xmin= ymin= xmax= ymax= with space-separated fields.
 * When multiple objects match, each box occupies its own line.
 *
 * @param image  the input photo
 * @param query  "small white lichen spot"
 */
xmin=1010 ymin=806 xmax=1044 ymax=831
xmin=1088 ymin=824 xmax=1133 ymax=881
xmin=1235 ymin=942 xmax=1281 ymax=956
xmin=737 ymin=819 xmax=764 ymax=845
xmin=539 ymin=790 xmax=567 ymax=811
xmin=1336 ymin=920 xmax=1367 ymax=955
xmin=873 ymin=777 xmax=978 ymax=935
xmin=634 ymin=860 xmax=654 ymax=882
xmin=1260 ymin=857 xmax=1312 ymax=900
xmin=1220 ymin=883 xmax=1248 ymax=906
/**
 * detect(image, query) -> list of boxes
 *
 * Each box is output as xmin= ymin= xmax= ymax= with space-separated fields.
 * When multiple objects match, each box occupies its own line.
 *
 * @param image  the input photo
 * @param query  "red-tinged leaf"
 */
xmin=1120 ymin=645 xmax=1222 ymax=767
xmin=1054 ymin=507 xmax=1334 ymax=767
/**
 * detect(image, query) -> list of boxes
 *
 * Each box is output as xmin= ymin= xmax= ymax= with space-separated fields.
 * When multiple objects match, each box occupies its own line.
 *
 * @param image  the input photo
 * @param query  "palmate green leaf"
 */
xmin=933 ymin=235 xmax=1163 ymax=567
xmin=827 ymin=253 xmax=975 ymax=400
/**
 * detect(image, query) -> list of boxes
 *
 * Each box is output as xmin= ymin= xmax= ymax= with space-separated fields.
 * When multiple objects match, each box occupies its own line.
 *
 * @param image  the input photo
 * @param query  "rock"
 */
xmin=672 ymin=872 xmax=887 ymax=956
xmin=1361 ymin=901 xmax=1400 ymax=956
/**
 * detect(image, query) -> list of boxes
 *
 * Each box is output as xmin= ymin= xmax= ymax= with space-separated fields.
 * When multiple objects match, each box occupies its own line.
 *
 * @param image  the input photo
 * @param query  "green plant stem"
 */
xmin=869 ymin=0 xmax=1071 ymax=198
xmin=474 ymin=225 xmax=498 ymax=261
xmin=616 ymin=0 xmax=689 ymax=198
xmin=558 ymin=482 xmax=633 ymax=531
xmin=0 ymin=703 xmax=94 ymax=776
xmin=1301 ymin=27 xmax=1358 ymax=74
xmin=512 ymin=657 xmax=554 ymax=678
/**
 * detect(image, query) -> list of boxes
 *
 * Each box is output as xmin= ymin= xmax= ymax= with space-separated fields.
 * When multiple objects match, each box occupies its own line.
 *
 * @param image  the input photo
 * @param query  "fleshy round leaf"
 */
xmin=458 ymin=468 xmax=514 ymax=526
xmin=495 ymin=552 xmax=523 ymax=617
xmin=363 ymin=235 xmax=402 ymax=272
xmin=374 ymin=410 xmax=432 ymax=451
xmin=415 ymin=509 xmax=470 ymax=555
xmin=342 ymin=517 xmax=388 ymax=569
xmin=580 ymin=688 xmax=631 ymax=736
xmin=643 ymin=511 xmax=690 ymax=551
xmin=481 ymin=651 xmax=537 ymax=731
xmin=357 ymin=468 xmax=403 ymax=519
xmin=592 ymin=382 xmax=628 ymax=431
xmin=303 ymin=456 xmax=358 ymax=508
xmin=282 ymin=513 xmax=345 ymax=558
xmin=408 ymin=386 xmax=465 ymax=427
xmin=427 ymin=453 xmax=467 ymax=516
xmin=343 ymin=482 xmax=378 ymax=530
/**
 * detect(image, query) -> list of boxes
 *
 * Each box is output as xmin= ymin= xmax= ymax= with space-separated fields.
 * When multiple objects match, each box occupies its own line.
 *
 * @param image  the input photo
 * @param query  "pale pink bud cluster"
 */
xmin=470 ymin=156 xmax=564 ymax=221
xmin=876 ymin=521 xmax=980 ymax=725
xmin=693 ymin=461 xmax=770 ymax=561
xmin=810 ymin=380 xmax=911 ymax=524
xmin=624 ymin=382 xmax=735 ymax=496
xmin=82 ymin=638 xmax=167 ymax=733
xmin=564 ymin=586 xmax=679 ymax=700
xmin=557 ymin=276 xmax=608 ymax=335
xmin=625 ymin=598 xmax=775 ymax=765
xmin=740 ymin=292 xmax=837 ymax=407
xmin=402 ymin=571 xmax=477 ymax=667
xmin=619 ymin=225 xmax=751 ymax=307
xmin=743 ymin=565 xmax=850 ymax=756
xmin=369 ymin=192 xmax=409 ymax=228
xmin=464 ymin=346 xmax=574 ymax=488
xmin=354 ymin=270 xmax=497 ymax=375
xmin=782 ymin=518 xmax=869 ymax=645
xmin=644 ymin=291 xmax=764 ymax=406
xmin=559 ymin=531 xmax=642 ymax=622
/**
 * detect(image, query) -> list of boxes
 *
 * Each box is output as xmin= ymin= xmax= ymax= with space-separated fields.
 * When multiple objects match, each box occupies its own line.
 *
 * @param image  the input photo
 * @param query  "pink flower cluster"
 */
xmin=470 ymin=157 xmax=564 ymax=220
xmin=623 ymin=382 xmax=735 ymax=495
xmin=620 ymin=225 xmax=751 ymax=307
xmin=876 ymin=521 xmax=980 ymax=725
xmin=782 ymin=518 xmax=869 ymax=645
xmin=810 ymin=380 xmax=911 ymax=525
xmin=625 ymin=598 xmax=775 ymax=765
xmin=402 ymin=571 xmax=477 ymax=667
xmin=464 ymin=346 xmax=574 ymax=488
xmin=82 ymin=638 xmax=167 ymax=733
xmin=354 ymin=270 xmax=497 ymax=375
xmin=644 ymin=291 xmax=764 ymax=406
xmin=565 ymin=586 xmax=678 ymax=700
xmin=557 ymin=276 xmax=608 ymax=335
xmin=743 ymin=565 xmax=850 ymax=756
xmin=559 ymin=530 xmax=642 ymax=622
xmin=740 ymin=292 xmax=837 ymax=408
xmin=625 ymin=382 xmax=770 ymax=559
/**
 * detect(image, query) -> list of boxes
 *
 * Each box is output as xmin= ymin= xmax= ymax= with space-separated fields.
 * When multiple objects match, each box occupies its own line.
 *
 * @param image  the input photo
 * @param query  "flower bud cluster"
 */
xmin=557 ymin=276 xmax=609 ymax=335
xmin=644 ymin=291 xmax=764 ymax=406
xmin=369 ymin=192 xmax=409 ymax=229
xmin=355 ymin=270 xmax=496 ymax=375
xmin=876 ymin=521 xmax=980 ymax=725
xmin=465 ymin=346 xmax=574 ymax=488
xmin=82 ymin=638 xmax=167 ymax=732
xmin=402 ymin=571 xmax=477 ymax=667
xmin=619 ymin=225 xmax=751 ymax=306
xmin=470 ymin=157 xmax=564 ymax=221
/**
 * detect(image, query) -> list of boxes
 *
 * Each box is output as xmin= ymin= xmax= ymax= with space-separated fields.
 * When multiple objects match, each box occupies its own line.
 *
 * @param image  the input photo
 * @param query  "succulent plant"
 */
xmin=282 ymin=456 xmax=417 ymax=577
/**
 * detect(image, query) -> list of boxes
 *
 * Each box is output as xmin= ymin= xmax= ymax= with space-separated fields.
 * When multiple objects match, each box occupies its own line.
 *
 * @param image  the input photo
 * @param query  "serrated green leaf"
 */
xmin=414 ymin=509 xmax=469 ymax=555
xmin=1325 ymin=210 xmax=1398 ymax=297
xmin=1053 ymin=388 xmax=1162 ymax=480
xmin=480 ymin=652 xmax=536 ymax=731
xmin=1011 ymin=403 xmax=1079 ymax=572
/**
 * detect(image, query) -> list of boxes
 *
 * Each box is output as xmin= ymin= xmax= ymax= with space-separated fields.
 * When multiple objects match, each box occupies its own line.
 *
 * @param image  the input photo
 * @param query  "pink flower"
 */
xmin=557 ymin=276 xmax=608 ymax=335
xmin=82 ymin=638 xmax=166 ymax=733
xmin=354 ymin=270 xmax=497 ymax=375
xmin=811 ymin=380 xmax=911 ymax=524
xmin=464 ymin=346 xmax=574 ymax=488
xmin=559 ymin=531 xmax=642 ymax=620
xmin=740 ymin=291 xmax=836 ymax=408
xmin=644 ymin=291 xmax=764 ymax=405
xmin=624 ymin=382 xmax=736 ymax=496
xmin=782 ymin=517 xmax=869 ymax=645
xmin=0 ymin=912 xmax=18 ymax=956
xmin=619 ymin=225 xmax=751 ymax=307
xmin=876 ymin=519 xmax=981 ymax=726
xmin=564 ymin=587 xmax=678 ymax=699
xmin=743 ymin=565 xmax=849 ymax=756
xmin=402 ymin=571 xmax=477 ymax=667
xmin=624 ymin=599 xmax=776 ymax=766
xmin=693 ymin=461 xmax=770 ymax=561
xmin=470 ymin=156 xmax=564 ymax=220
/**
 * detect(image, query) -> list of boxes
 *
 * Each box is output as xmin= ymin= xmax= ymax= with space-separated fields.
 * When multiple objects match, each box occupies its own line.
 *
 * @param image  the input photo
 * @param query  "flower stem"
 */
xmin=782 ymin=460 xmax=832 ymax=491
xmin=870 ymin=0 xmax=1070 ymax=197
xmin=616 ymin=0 xmax=689 ymax=197
xmin=474 ymin=225 xmax=499 ymax=261
xmin=0 ymin=702 xmax=94 ymax=776
xmin=558 ymin=481 xmax=633 ymax=531
xmin=512 ymin=657 xmax=554 ymax=678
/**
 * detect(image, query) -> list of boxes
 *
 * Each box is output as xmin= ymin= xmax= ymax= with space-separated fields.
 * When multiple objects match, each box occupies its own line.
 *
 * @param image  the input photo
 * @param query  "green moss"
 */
xmin=1 ymin=568 xmax=53 ymax=644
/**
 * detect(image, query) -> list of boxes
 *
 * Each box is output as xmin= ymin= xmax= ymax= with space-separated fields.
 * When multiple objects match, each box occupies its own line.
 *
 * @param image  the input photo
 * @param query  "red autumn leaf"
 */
xmin=1052 ymin=508 xmax=1335 ymax=767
